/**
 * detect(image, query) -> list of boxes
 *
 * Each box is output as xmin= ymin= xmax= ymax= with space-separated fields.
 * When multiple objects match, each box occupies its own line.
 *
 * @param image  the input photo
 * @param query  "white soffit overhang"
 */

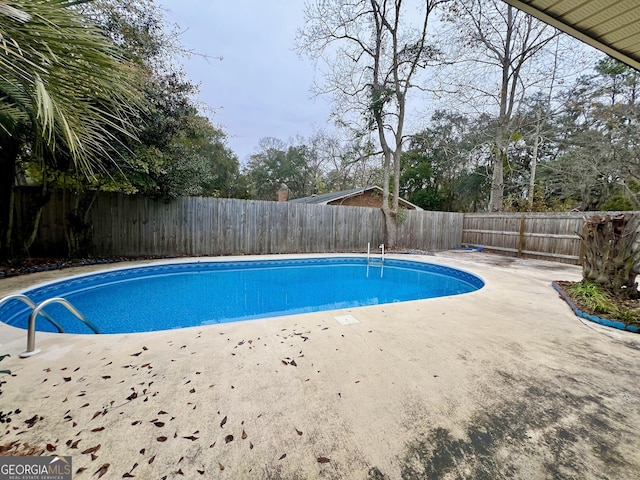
xmin=503 ymin=0 xmax=640 ymax=71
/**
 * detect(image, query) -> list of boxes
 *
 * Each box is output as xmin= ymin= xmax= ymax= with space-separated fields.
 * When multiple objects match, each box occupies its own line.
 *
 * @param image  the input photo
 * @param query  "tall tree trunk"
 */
xmin=65 ymin=189 xmax=98 ymax=258
xmin=0 ymin=138 xmax=21 ymax=261
xmin=528 ymin=111 xmax=542 ymax=211
xmin=380 ymin=147 xmax=397 ymax=249
xmin=489 ymin=145 xmax=505 ymax=212
xmin=580 ymin=213 xmax=640 ymax=299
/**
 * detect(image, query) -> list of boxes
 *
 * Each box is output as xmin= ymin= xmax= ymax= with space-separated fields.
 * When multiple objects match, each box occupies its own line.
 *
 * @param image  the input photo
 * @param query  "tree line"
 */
xmin=2 ymin=0 xmax=640 ymax=260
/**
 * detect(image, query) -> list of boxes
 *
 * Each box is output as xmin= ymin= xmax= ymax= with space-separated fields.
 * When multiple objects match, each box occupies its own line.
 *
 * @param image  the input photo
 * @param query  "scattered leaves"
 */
xmin=318 ymin=457 xmax=331 ymax=463
xmin=156 ymin=436 xmax=167 ymax=442
xmin=279 ymin=453 xmax=286 ymax=460
xmin=94 ymin=463 xmax=110 ymax=478
xmin=295 ymin=428 xmax=303 ymax=436
xmin=81 ymin=444 xmax=101 ymax=455
xmin=25 ymin=415 xmax=39 ymax=428
xmin=224 ymin=435 xmax=233 ymax=444
xmin=220 ymin=416 xmax=227 ymax=428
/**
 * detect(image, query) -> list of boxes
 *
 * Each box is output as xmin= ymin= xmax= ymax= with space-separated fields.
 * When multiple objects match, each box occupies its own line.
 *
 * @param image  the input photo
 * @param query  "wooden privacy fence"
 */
xmin=462 ymin=212 xmax=634 ymax=264
xmin=90 ymin=195 xmax=387 ymax=256
xmin=28 ymin=191 xmax=632 ymax=264
xmin=31 ymin=192 xmax=464 ymax=257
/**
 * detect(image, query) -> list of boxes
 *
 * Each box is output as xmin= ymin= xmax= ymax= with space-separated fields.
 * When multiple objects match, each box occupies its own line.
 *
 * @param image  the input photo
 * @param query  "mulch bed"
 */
xmin=554 ymin=280 xmax=640 ymax=331
xmin=0 ymin=256 xmax=170 ymax=279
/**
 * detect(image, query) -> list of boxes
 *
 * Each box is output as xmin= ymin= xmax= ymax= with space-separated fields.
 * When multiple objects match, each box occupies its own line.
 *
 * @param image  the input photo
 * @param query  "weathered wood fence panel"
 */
xmin=30 ymin=193 xmax=464 ymax=257
xmin=462 ymin=212 xmax=635 ymax=264
xmin=85 ymin=194 xmax=390 ymax=256
xmin=32 ymin=191 xmax=632 ymax=264
xmin=397 ymin=210 xmax=464 ymax=251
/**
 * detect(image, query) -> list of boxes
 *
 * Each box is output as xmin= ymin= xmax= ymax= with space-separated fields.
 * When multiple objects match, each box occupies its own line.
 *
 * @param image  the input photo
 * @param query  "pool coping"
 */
xmin=0 ymin=253 xmax=485 ymax=336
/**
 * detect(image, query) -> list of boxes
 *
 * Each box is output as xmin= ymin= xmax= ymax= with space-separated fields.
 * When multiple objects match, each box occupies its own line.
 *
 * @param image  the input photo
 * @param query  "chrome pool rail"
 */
xmin=0 ymin=293 xmax=99 ymax=357
xmin=367 ymin=242 xmax=385 ymax=263
xmin=0 ymin=294 xmax=64 ymax=333
xmin=21 ymin=298 xmax=100 ymax=357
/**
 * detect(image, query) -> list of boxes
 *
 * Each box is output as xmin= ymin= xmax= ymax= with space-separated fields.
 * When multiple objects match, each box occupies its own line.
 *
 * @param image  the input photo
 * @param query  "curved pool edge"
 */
xmin=0 ymin=253 xmax=486 ymax=337
xmin=0 ymin=253 xmax=486 ymax=335
xmin=1 ymin=253 xmax=483 ymax=293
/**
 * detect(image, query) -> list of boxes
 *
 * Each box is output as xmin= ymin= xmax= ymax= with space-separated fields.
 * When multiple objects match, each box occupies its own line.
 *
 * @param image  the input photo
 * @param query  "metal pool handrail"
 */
xmin=0 ymin=294 xmax=64 ymax=333
xmin=21 ymin=297 xmax=100 ymax=358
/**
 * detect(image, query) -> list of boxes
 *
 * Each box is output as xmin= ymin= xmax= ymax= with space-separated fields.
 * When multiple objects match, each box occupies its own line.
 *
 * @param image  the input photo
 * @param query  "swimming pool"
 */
xmin=0 ymin=256 xmax=484 ymax=334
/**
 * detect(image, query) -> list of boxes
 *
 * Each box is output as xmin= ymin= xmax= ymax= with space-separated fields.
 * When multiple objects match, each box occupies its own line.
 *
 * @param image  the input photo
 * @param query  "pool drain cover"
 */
xmin=334 ymin=314 xmax=360 ymax=325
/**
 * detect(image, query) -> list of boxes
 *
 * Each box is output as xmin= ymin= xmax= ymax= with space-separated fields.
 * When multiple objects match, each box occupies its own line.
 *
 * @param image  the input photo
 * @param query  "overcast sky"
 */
xmin=157 ymin=1 xmax=332 ymax=163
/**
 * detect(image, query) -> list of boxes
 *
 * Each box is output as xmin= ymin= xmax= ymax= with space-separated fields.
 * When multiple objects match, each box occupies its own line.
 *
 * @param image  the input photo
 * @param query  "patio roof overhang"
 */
xmin=503 ymin=0 xmax=640 ymax=71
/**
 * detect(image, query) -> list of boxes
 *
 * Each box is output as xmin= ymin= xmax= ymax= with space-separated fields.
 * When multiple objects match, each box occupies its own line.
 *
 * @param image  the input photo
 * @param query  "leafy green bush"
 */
xmin=567 ymin=281 xmax=615 ymax=314
xmin=567 ymin=281 xmax=640 ymax=324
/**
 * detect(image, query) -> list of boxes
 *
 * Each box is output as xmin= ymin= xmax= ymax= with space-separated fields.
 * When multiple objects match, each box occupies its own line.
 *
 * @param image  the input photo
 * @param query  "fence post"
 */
xmin=517 ymin=214 xmax=526 ymax=257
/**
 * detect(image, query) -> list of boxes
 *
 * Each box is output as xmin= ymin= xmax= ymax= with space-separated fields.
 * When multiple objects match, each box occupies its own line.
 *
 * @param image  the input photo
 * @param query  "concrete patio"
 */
xmin=0 ymin=251 xmax=639 ymax=479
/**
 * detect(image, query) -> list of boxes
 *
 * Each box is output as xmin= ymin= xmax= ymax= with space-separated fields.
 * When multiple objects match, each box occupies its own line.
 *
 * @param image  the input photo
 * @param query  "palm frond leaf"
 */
xmin=0 ymin=0 xmax=143 ymax=173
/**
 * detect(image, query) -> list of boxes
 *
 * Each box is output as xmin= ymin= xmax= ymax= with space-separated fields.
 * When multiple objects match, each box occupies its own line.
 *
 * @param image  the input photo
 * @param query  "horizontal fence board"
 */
xmin=463 ymin=211 xmax=638 ymax=264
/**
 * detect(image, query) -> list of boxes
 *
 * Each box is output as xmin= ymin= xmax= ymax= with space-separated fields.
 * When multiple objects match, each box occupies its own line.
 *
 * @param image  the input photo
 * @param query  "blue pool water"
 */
xmin=0 ymin=257 xmax=484 ymax=334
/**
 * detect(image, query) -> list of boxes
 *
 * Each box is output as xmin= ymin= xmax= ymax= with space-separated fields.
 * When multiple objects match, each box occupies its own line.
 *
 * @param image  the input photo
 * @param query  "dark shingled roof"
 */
xmin=288 ymin=187 xmax=371 ymax=205
xmin=289 ymin=186 xmax=422 ymax=210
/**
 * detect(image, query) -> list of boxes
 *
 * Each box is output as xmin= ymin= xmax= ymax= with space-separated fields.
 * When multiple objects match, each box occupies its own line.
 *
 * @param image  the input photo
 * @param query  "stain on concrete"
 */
xmin=367 ymin=466 xmax=390 ymax=479
xmin=399 ymin=376 xmax=637 ymax=480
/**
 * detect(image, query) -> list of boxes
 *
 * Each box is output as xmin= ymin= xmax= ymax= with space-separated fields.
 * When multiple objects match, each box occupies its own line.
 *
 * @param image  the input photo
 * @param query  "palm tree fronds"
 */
xmin=0 ymin=0 xmax=143 ymax=173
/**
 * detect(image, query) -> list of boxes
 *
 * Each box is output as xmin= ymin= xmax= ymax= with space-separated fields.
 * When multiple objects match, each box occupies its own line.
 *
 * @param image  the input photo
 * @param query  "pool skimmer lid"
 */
xmin=334 ymin=314 xmax=360 ymax=325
